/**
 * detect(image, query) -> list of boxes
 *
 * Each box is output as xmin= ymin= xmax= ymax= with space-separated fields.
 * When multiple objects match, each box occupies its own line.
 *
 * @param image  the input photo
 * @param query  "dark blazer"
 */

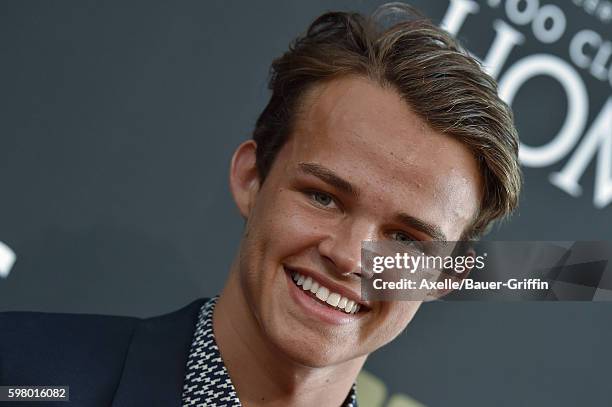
xmin=0 ymin=298 xmax=207 ymax=407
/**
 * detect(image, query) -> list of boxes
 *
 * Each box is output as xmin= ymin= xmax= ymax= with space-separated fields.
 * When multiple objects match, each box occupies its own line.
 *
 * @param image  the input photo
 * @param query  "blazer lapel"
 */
xmin=111 ymin=299 xmax=206 ymax=407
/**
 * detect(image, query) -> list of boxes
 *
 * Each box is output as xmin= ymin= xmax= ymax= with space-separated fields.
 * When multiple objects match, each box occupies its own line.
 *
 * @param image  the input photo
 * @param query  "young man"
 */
xmin=0 ymin=4 xmax=521 ymax=407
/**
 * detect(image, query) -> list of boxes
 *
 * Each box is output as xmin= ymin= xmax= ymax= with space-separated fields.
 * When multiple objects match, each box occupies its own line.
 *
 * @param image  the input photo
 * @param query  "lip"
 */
xmin=284 ymin=265 xmax=372 ymax=309
xmin=285 ymin=268 xmax=365 ymax=325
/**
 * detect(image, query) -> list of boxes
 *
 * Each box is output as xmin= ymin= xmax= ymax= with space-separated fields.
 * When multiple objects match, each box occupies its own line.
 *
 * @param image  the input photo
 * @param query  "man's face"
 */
xmin=233 ymin=76 xmax=482 ymax=367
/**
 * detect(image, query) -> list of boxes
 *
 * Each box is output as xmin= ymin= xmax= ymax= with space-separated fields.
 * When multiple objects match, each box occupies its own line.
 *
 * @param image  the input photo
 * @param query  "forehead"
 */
xmin=277 ymin=76 xmax=483 ymax=239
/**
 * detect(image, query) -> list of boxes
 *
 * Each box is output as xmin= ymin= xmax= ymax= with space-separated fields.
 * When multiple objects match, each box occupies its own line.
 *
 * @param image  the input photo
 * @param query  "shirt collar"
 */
xmin=182 ymin=297 xmax=358 ymax=407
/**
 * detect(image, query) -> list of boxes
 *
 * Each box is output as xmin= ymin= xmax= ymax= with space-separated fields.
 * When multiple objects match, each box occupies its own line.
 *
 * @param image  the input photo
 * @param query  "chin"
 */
xmin=275 ymin=337 xmax=346 ymax=368
xmin=265 ymin=323 xmax=364 ymax=368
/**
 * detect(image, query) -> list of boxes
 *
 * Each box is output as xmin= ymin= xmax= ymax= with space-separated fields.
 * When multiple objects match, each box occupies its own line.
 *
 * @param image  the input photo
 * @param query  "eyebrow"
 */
xmin=395 ymin=213 xmax=447 ymax=242
xmin=297 ymin=162 xmax=447 ymax=242
xmin=298 ymin=162 xmax=359 ymax=198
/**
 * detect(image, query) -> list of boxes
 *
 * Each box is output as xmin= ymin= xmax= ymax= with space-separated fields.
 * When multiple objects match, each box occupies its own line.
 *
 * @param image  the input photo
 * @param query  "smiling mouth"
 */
xmin=289 ymin=270 xmax=362 ymax=314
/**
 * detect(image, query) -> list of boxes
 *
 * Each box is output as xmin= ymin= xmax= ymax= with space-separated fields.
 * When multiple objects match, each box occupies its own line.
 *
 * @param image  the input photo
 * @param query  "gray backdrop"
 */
xmin=1 ymin=1 xmax=611 ymax=406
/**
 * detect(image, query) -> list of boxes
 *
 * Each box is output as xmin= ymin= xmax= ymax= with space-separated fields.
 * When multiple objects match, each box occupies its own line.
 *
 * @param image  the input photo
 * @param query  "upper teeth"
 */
xmin=292 ymin=272 xmax=361 ymax=314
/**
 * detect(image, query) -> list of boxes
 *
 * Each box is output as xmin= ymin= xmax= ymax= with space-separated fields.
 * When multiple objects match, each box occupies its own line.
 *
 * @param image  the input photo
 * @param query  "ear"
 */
xmin=425 ymin=247 xmax=476 ymax=302
xmin=229 ymin=140 xmax=261 ymax=219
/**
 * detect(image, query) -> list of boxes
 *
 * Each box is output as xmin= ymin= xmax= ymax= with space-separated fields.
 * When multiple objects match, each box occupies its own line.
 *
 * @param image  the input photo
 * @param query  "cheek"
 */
xmin=367 ymin=301 xmax=422 ymax=346
xmin=239 ymin=190 xmax=330 ymax=293
xmin=252 ymin=189 xmax=334 ymax=253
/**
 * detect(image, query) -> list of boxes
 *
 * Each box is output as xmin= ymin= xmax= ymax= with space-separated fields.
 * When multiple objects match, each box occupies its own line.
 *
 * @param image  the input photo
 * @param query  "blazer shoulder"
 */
xmin=0 ymin=310 xmax=138 ymax=405
xmin=0 ymin=298 xmax=208 ymax=406
xmin=0 ymin=309 xmax=139 ymax=357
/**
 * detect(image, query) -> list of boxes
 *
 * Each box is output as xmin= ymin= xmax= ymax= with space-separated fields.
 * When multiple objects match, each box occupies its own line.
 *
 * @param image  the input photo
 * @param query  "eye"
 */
xmin=390 ymin=231 xmax=415 ymax=244
xmin=309 ymin=191 xmax=336 ymax=208
xmin=390 ymin=231 xmax=428 ymax=253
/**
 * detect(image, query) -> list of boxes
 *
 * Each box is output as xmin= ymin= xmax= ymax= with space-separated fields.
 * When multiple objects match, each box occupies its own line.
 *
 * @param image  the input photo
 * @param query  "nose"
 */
xmin=317 ymin=218 xmax=377 ymax=278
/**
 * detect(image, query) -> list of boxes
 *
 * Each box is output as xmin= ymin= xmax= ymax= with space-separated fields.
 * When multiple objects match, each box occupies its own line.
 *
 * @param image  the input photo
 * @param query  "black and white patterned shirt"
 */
xmin=182 ymin=297 xmax=358 ymax=407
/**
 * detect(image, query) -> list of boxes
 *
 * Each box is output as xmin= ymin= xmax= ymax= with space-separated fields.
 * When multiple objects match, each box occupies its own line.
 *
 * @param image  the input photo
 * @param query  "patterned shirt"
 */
xmin=182 ymin=297 xmax=358 ymax=407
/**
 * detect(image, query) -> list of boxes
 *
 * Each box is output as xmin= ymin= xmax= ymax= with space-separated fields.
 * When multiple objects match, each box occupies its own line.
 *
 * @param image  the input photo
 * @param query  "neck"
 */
xmin=213 ymin=261 xmax=365 ymax=407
